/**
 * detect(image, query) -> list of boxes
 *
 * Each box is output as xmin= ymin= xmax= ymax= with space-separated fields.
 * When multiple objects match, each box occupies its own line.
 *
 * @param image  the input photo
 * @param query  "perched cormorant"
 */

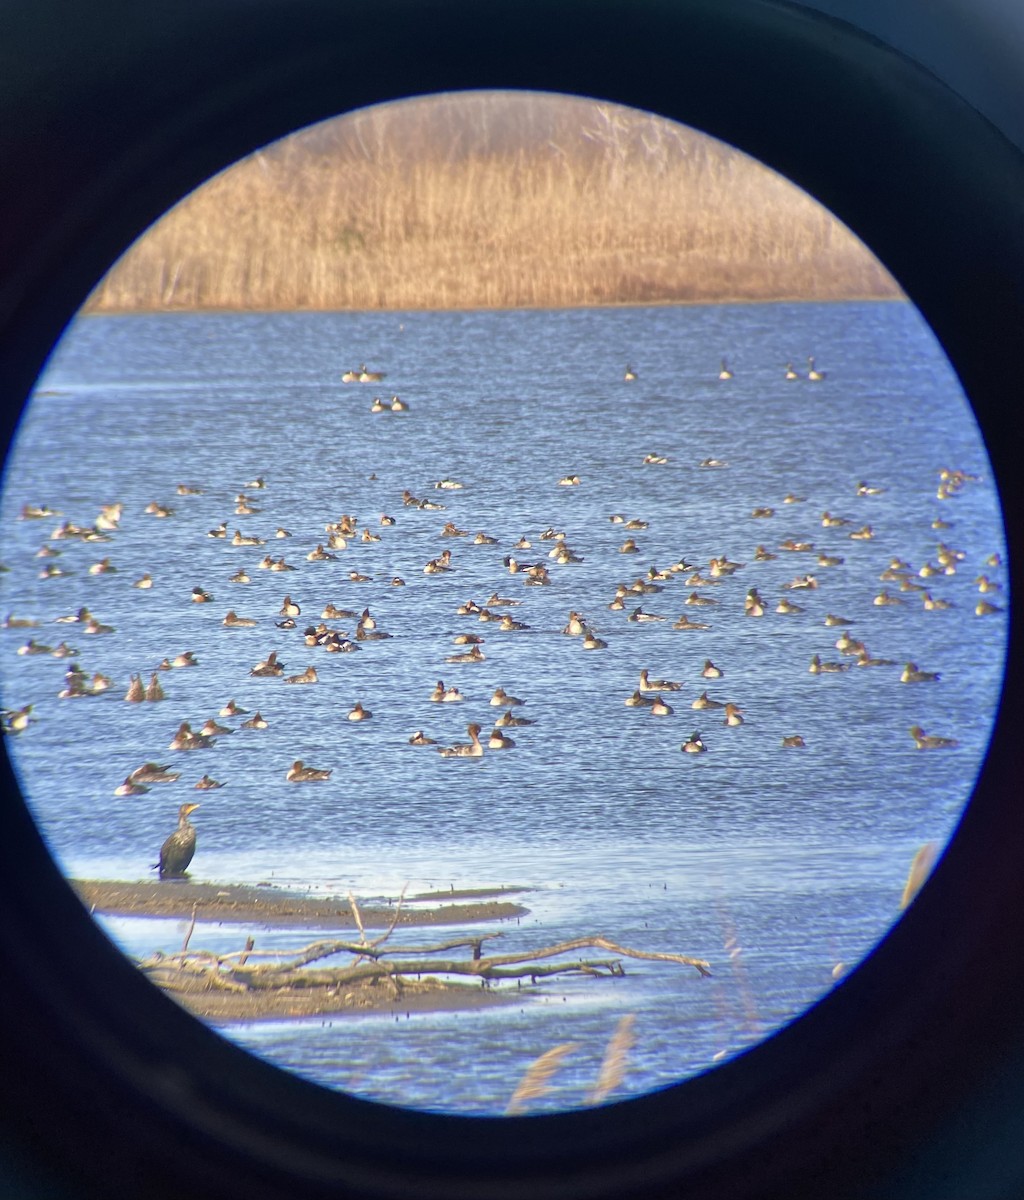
xmin=156 ymin=802 xmax=200 ymax=878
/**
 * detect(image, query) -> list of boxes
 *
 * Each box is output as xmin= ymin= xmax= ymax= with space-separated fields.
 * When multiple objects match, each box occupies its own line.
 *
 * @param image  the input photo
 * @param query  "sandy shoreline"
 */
xmin=72 ymin=878 xmax=531 ymax=928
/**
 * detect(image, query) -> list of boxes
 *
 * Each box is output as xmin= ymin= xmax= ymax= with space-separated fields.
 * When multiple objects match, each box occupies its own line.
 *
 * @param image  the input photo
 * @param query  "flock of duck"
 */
xmin=0 ymin=356 xmax=1006 ymax=877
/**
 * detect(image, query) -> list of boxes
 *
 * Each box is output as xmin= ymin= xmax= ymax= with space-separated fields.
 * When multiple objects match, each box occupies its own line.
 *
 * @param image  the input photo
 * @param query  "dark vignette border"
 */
xmin=0 ymin=2 xmax=1021 ymax=1198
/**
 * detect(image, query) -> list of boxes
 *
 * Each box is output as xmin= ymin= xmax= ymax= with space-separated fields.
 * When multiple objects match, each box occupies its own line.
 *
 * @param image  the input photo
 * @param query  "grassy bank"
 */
xmin=87 ymin=93 xmax=901 ymax=312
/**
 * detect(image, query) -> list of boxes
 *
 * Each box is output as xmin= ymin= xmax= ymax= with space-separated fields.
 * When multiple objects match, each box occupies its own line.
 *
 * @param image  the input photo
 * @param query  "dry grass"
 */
xmin=87 ymin=93 xmax=901 ymax=312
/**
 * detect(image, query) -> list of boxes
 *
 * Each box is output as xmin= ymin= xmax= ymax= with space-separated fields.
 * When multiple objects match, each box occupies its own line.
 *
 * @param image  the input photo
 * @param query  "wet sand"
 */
xmin=73 ymin=878 xmax=531 ymax=928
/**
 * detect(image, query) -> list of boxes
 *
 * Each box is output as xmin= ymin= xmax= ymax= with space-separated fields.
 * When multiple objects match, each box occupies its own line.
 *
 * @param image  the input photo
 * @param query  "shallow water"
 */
xmin=0 ymin=301 xmax=1007 ymax=1114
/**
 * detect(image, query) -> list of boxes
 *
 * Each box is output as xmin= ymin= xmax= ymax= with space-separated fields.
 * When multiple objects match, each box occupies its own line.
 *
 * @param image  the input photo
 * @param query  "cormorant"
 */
xmin=156 ymin=802 xmax=200 ymax=878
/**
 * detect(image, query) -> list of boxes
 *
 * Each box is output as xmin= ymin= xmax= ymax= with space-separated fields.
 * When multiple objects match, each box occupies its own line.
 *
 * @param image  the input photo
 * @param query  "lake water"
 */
xmin=0 ymin=302 xmax=1007 ymax=1115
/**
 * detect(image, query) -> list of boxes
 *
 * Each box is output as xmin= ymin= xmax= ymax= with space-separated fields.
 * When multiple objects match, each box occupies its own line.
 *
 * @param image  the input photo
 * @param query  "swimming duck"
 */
xmin=3 ymin=614 xmax=39 ymax=628
xmin=223 ymin=611 xmax=258 ymax=627
xmin=627 ymin=606 xmax=665 ymax=623
xmin=856 ymin=481 xmax=886 ymax=496
xmin=817 ymin=553 xmax=844 ymax=568
xmin=124 ymin=674 xmax=145 ymax=702
xmin=498 ymin=614 xmax=530 ymax=632
xmin=87 ymin=557 xmax=116 ymax=575
xmin=781 ymin=735 xmax=806 ymax=748
xmin=698 ymin=459 xmax=728 ymax=469
xmin=835 ymin=632 xmax=866 ymax=655
xmin=169 ymin=722 xmax=215 ymax=751
xmin=685 ymin=592 xmax=719 ymax=607
xmin=128 ymin=763 xmax=180 ymax=784
xmin=487 ymin=592 xmax=520 ymax=608
xmin=752 ymin=546 xmax=777 ymax=562
xmin=250 ymin=651 xmax=284 ymax=677
xmin=241 ymin=712 xmax=268 ymax=730
xmin=672 ymin=615 xmax=711 ymax=630
xmin=909 ymin=726 xmax=959 ymax=750
xmin=721 ymin=702 xmax=744 ymax=726
xmin=441 ymin=521 xmax=469 ymax=537
xmin=199 ymin=718 xmax=230 ymax=737
xmin=922 ymin=593 xmax=953 ymax=611
xmin=751 ymin=507 xmax=774 ymax=519
xmin=784 ymin=362 xmax=799 ymax=380
xmin=625 ymin=690 xmax=656 ymax=708
xmin=643 ymin=454 xmax=669 ymax=465
xmin=744 ymin=589 xmax=765 ymax=617
xmin=219 ymin=699 xmax=247 ymax=717
xmin=807 ymin=356 xmax=826 ymax=381
xmin=491 ymin=687 xmax=525 ymax=707
xmin=474 ymin=531 xmax=499 ymax=545
xmin=348 ymin=702 xmax=372 ymax=721
xmin=718 ymin=358 xmax=733 ymax=380
xmin=558 ymin=475 xmax=581 ymax=486
xmin=360 ymin=368 xmax=385 ymax=383
xmin=447 ymin=645 xmax=485 ymax=663
xmin=692 ymin=691 xmax=724 ymax=710
xmin=286 ymin=760 xmax=332 ymax=782
xmin=809 ymin=655 xmax=849 ymax=674
xmin=976 ymin=599 xmax=1003 ymax=616
xmin=784 ymin=574 xmax=818 ymax=590
xmin=619 ymin=538 xmax=639 ymax=554
xmin=873 ymin=590 xmax=905 ymax=606
xmin=17 ymin=639 xmax=52 ymax=656
xmin=561 ymin=611 xmax=587 ymax=636
xmin=408 ymin=730 xmax=437 ymax=746
xmin=848 ymin=526 xmax=874 ymax=540
xmin=390 ymin=396 xmax=408 ymax=412
xmin=195 ymin=775 xmax=224 ymax=789
xmin=900 ymin=662 xmax=941 ymax=683
xmin=778 ymin=539 xmax=814 ymax=552
xmin=495 ymin=710 xmax=535 ymax=727
xmin=681 ymin=732 xmax=707 ymax=753
xmin=824 ymin=613 xmax=854 ymax=626
xmin=775 ymin=598 xmax=804 ymax=615
xmin=488 ymin=728 xmax=517 ymax=749
xmin=623 ymin=365 xmax=638 ymax=382
xmin=649 ymin=696 xmax=674 ymax=716
xmin=854 ymin=649 xmax=896 ymax=668
xmin=582 ymin=629 xmax=609 ymax=650
xmin=438 ymin=723 xmax=485 ymax=758
xmin=323 ymin=604 xmax=358 ymax=620
xmin=270 ymin=557 xmax=297 ymax=572
xmin=50 ymin=641 xmax=78 ymax=658
xmin=639 ymin=669 xmax=681 ymax=693
xmin=113 ymin=774 xmax=148 ymax=797
xmin=452 ymin=632 xmax=485 ymax=646
xmin=370 ymin=397 xmax=388 ymax=413
xmin=285 ymin=666 xmax=318 ymax=685
xmin=278 ymin=596 xmax=300 ymax=618
xmin=701 ymin=660 xmax=723 ymax=679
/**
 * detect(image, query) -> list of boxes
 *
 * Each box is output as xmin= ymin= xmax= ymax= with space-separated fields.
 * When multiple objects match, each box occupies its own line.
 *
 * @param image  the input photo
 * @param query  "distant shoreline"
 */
xmin=81 ymin=294 xmax=907 ymax=318
xmin=73 ymin=879 xmax=531 ymax=928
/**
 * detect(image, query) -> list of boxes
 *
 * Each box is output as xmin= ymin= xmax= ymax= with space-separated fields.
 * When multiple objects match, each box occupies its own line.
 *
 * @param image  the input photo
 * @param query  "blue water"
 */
xmin=0 ymin=302 xmax=1007 ymax=1114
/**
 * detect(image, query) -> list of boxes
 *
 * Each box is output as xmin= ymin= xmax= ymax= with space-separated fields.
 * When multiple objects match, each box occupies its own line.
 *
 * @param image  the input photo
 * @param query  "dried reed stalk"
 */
xmin=587 ymin=1014 xmax=636 ymax=1105
xmin=505 ymin=1042 xmax=579 ymax=1116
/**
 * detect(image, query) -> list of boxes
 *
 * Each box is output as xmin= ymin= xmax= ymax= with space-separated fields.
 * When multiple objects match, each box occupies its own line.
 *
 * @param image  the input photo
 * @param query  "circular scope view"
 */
xmin=0 ymin=93 xmax=1007 ymax=1115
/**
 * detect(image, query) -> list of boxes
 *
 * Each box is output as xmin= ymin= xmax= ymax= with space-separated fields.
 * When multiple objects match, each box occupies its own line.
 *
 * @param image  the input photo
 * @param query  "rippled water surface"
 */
xmin=0 ymin=303 xmax=1007 ymax=1113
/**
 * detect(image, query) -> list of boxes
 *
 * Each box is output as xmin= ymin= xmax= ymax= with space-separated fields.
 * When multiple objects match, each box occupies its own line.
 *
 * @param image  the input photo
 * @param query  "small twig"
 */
xmin=348 ymin=890 xmax=367 ymax=945
xmin=369 ymin=883 xmax=409 ymax=949
xmin=181 ymin=904 xmax=198 ymax=955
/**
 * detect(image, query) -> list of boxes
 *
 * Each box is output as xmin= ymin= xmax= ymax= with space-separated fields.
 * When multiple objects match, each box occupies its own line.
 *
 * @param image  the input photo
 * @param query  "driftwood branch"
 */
xmin=138 ymin=930 xmax=712 ymax=1001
